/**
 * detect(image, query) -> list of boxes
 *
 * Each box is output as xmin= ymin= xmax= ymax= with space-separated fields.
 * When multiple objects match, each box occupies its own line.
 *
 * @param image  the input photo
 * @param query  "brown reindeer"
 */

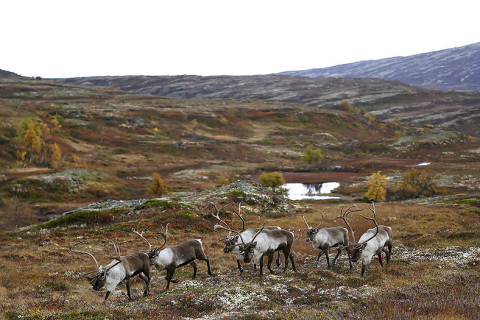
xmin=133 ymin=222 xmax=215 ymax=291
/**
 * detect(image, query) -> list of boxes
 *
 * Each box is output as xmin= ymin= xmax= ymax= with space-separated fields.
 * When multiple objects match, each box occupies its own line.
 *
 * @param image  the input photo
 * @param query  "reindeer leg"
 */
xmin=361 ymin=263 xmax=366 ymax=277
xmin=386 ymin=244 xmax=392 ymax=265
xmin=314 ymin=249 xmax=326 ymax=268
xmin=283 ymin=250 xmax=290 ymax=273
xmin=190 ymin=261 xmax=198 ymax=279
xmin=236 ymin=259 xmax=244 ymax=273
xmin=104 ymin=291 xmax=111 ymax=302
xmin=204 ymin=257 xmax=215 ymax=276
xmin=165 ymin=268 xmax=176 ymax=290
xmin=289 ymin=253 xmax=297 ymax=272
xmin=325 ymin=250 xmax=332 ymax=269
xmin=377 ymin=252 xmax=384 ymax=267
xmin=331 ymin=248 xmax=342 ymax=267
xmin=347 ymin=248 xmax=353 ymax=270
xmin=267 ymin=254 xmax=276 ymax=274
xmin=258 ymin=256 xmax=264 ymax=277
xmin=126 ymin=278 xmax=132 ymax=300
xmin=276 ymin=252 xmax=282 ymax=267
xmin=139 ymin=272 xmax=150 ymax=297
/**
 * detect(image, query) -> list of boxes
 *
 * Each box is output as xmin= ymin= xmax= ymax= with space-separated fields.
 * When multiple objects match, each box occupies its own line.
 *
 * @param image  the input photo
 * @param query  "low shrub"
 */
xmin=37 ymin=208 xmax=127 ymax=229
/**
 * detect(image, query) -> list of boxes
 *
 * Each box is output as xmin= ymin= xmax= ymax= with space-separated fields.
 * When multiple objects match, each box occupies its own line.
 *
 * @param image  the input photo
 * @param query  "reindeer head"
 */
xmin=70 ymin=241 xmax=120 ymax=291
xmin=350 ymin=242 xmax=368 ymax=262
xmin=87 ymin=267 xmax=108 ymax=291
xmin=238 ymin=241 xmax=257 ymax=263
xmin=238 ymin=225 xmax=264 ymax=263
xmin=210 ymin=201 xmax=246 ymax=254
xmin=347 ymin=203 xmax=379 ymax=262
xmin=302 ymin=214 xmax=323 ymax=242
xmin=220 ymin=234 xmax=240 ymax=253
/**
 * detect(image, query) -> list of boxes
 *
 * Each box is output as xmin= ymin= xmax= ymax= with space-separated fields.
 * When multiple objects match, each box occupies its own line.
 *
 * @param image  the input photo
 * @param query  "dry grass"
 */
xmin=1 ymin=201 xmax=479 ymax=319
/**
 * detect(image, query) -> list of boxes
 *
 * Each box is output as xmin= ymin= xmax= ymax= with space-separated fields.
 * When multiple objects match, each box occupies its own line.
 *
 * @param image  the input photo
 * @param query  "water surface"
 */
xmin=284 ymin=182 xmax=340 ymax=200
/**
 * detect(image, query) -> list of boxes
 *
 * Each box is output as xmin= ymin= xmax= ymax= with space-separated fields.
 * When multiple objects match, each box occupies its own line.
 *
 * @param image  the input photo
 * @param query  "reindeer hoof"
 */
xmin=170 ymin=278 xmax=179 ymax=283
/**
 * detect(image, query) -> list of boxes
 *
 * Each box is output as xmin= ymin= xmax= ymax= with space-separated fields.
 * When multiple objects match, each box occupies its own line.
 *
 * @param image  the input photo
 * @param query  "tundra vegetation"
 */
xmin=0 ymin=77 xmax=480 ymax=319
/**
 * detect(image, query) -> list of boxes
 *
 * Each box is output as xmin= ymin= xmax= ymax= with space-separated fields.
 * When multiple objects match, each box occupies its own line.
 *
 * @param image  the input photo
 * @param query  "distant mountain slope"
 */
xmin=57 ymin=74 xmax=480 ymax=137
xmin=0 ymin=69 xmax=23 ymax=79
xmin=279 ymin=42 xmax=480 ymax=92
xmin=57 ymin=74 xmax=425 ymax=108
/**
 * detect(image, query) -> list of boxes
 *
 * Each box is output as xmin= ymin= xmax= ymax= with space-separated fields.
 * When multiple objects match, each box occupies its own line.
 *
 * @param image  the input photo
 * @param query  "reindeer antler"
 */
xmin=248 ymin=223 xmax=265 ymax=244
xmin=105 ymin=239 xmax=122 ymax=261
xmin=357 ymin=202 xmax=379 ymax=245
xmin=152 ymin=223 xmax=169 ymax=252
xmin=70 ymin=241 xmax=99 ymax=270
xmin=214 ymin=223 xmax=246 ymax=245
xmin=231 ymin=202 xmax=246 ymax=232
xmin=302 ymin=215 xmax=311 ymax=229
xmin=333 ymin=206 xmax=362 ymax=243
xmin=210 ymin=201 xmax=234 ymax=237
xmin=303 ymin=212 xmax=325 ymax=229
xmin=133 ymin=220 xmax=152 ymax=252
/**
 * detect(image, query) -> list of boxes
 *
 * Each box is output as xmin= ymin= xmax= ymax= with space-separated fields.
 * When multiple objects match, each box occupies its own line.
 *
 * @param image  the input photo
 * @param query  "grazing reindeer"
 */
xmin=69 ymin=240 xmax=150 ymax=302
xmin=304 ymin=209 xmax=355 ymax=269
xmin=133 ymin=223 xmax=215 ymax=291
xmin=211 ymin=202 xmax=281 ymax=273
xmin=340 ymin=204 xmax=393 ymax=276
xmin=229 ymin=225 xmax=297 ymax=276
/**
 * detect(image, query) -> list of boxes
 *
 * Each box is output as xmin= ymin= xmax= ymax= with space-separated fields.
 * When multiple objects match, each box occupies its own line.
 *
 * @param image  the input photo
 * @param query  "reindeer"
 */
xmin=303 ymin=209 xmax=356 ymax=269
xmin=339 ymin=203 xmax=393 ymax=276
xmin=210 ymin=202 xmax=281 ymax=273
xmin=69 ymin=240 xmax=150 ymax=302
xmin=133 ymin=223 xmax=215 ymax=291
xmin=222 ymin=224 xmax=297 ymax=277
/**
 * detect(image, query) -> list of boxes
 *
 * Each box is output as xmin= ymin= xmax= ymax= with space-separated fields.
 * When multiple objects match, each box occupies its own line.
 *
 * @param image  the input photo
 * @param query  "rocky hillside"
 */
xmin=0 ymin=69 xmax=23 ymax=79
xmin=279 ymin=42 xmax=480 ymax=92
xmin=56 ymin=74 xmax=480 ymax=136
xmin=57 ymin=74 xmax=423 ymax=108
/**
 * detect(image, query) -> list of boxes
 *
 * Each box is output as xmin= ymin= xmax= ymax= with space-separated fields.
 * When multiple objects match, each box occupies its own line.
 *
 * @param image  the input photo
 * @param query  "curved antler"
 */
xmin=357 ymin=202 xmax=379 ymax=244
xmin=153 ymin=223 xmax=169 ymax=252
xmin=314 ymin=211 xmax=325 ymax=229
xmin=70 ymin=241 xmax=99 ymax=270
xmin=70 ymin=241 xmax=99 ymax=269
xmin=133 ymin=220 xmax=152 ymax=252
xmin=105 ymin=239 xmax=122 ymax=261
xmin=210 ymin=202 xmax=233 ymax=237
xmin=333 ymin=206 xmax=362 ymax=243
xmin=249 ymin=223 xmax=265 ymax=244
xmin=303 ymin=212 xmax=325 ymax=229
xmin=232 ymin=202 xmax=245 ymax=232
xmin=302 ymin=215 xmax=311 ymax=229
xmin=214 ymin=223 xmax=245 ymax=245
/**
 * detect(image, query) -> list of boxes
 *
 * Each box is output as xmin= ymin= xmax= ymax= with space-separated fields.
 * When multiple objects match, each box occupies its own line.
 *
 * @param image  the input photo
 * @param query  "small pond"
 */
xmin=284 ymin=182 xmax=340 ymax=200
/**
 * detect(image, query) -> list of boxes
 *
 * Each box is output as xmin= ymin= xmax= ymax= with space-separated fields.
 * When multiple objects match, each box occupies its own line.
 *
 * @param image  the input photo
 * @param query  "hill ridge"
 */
xmin=278 ymin=42 xmax=480 ymax=92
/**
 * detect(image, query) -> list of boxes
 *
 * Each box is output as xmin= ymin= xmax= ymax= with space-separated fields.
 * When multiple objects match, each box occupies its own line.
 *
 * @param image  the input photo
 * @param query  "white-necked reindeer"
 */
xmin=133 ymin=223 xmax=215 ymax=291
xmin=340 ymin=203 xmax=393 ymax=276
xmin=70 ymin=240 xmax=150 ymax=302
xmin=216 ymin=220 xmax=296 ymax=276
xmin=303 ymin=207 xmax=359 ymax=269
xmin=237 ymin=226 xmax=297 ymax=276
xmin=211 ymin=202 xmax=281 ymax=273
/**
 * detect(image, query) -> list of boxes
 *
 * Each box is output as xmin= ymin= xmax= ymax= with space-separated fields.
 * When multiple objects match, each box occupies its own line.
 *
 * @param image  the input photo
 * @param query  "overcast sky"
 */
xmin=2 ymin=0 xmax=479 ymax=78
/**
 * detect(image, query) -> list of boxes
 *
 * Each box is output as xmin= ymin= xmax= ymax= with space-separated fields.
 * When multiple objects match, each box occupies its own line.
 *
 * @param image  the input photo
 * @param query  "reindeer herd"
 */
xmin=70 ymin=203 xmax=393 ymax=302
